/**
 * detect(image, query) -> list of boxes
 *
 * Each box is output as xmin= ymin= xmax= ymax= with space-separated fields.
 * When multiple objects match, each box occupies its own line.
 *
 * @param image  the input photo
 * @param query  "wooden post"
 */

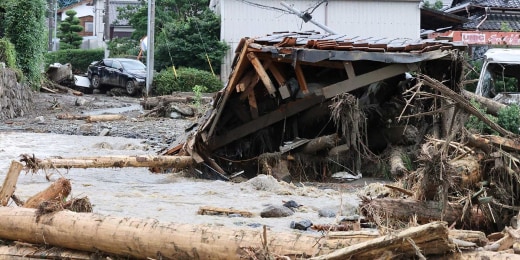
xmin=294 ymin=62 xmax=309 ymax=94
xmin=0 ymin=161 xmax=23 ymax=206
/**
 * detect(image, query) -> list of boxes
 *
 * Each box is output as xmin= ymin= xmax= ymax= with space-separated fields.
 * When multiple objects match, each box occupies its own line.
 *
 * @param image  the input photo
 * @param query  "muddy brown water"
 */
xmin=0 ymin=131 xmax=369 ymax=233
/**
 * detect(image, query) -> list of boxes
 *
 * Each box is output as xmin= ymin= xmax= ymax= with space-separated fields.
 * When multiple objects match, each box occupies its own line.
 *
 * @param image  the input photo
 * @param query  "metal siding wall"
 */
xmin=219 ymin=0 xmax=420 ymax=80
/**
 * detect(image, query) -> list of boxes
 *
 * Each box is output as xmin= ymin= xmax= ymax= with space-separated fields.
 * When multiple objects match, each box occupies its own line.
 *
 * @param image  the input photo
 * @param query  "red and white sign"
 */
xmin=430 ymin=31 xmax=520 ymax=45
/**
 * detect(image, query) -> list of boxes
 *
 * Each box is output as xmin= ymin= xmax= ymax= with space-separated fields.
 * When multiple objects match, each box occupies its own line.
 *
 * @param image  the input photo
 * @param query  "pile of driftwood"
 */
xmin=0 ymin=158 xmax=518 ymax=259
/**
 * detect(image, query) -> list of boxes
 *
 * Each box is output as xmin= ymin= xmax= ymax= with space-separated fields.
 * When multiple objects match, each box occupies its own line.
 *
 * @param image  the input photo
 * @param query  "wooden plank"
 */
xmin=238 ymin=73 xmax=260 ymax=101
xmin=198 ymin=206 xmax=253 ymax=217
xmin=247 ymin=52 xmax=276 ymax=97
xmin=0 ymin=161 xmax=23 ymax=206
xmin=247 ymin=91 xmax=259 ymax=119
xmin=343 ymin=62 xmax=356 ymax=79
xmin=295 ymin=62 xmax=309 ymax=94
xmin=320 ymin=63 xmax=418 ymax=99
xmin=209 ymin=95 xmax=324 ymax=150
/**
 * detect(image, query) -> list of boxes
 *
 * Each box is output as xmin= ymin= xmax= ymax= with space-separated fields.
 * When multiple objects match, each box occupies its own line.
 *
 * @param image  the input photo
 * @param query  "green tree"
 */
xmin=423 ymin=0 xmax=443 ymax=10
xmin=115 ymin=0 xmax=228 ymax=72
xmin=5 ymin=0 xmax=47 ymax=88
xmin=58 ymin=10 xmax=83 ymax=49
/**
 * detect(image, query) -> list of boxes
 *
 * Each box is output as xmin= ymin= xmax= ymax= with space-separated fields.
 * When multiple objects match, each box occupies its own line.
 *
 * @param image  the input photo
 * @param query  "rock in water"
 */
xmin=260 ymin=205 xmax=294 ymax=218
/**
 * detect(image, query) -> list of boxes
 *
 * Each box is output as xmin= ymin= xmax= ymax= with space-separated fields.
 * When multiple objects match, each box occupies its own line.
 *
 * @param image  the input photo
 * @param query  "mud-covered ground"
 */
xmin=0 ymin=91 xmax=194 ymax=152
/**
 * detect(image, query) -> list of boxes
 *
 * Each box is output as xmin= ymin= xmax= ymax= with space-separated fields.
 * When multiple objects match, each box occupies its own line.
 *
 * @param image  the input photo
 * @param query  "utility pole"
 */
xmin=146 ymin=0 xmax=155 ymax=97
xmin=48 ymin=0 xmax=53 ymax=51
xmin=280 ymin=1 xmax=338 ymax=35
xmin=103 ymin=0 xmax=110 ymax=58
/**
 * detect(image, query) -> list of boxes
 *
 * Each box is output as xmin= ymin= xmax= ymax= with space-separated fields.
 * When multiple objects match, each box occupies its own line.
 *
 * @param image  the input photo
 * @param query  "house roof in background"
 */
xmin=58 ymin=0 xmax=93 ymax=13
xmin=421 ymin=6 xmax=468 ymax=30
xmin=463 ymin=12 xmax=520 ymax=30
xmin=449 ymin=0 xmax=520 ymax=10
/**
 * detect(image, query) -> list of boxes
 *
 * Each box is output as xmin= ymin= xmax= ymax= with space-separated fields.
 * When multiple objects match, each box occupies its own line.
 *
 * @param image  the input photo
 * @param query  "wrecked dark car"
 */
xmin=87 ymin=58 xmax=146 ymax=95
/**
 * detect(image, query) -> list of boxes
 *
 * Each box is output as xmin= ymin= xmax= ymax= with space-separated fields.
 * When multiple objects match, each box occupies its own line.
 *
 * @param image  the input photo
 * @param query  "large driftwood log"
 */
xmin=390 ymin=146 xmax=407 ymax=176
xmin=0 ymin=161 xmax=23 ymax=206
xmin=0 ymin=207 xmax=368 ymax=259
xmin=23 ymin=178 xmax=71 ymax=208
xmin=310 ymin=221 xmax=453 ymax=260
xmin=302 ymin=134 xmax=339 ymax=154
xmin=448 ymin=229 xmax=488 ymax=247
xmin=470 ymin=134 xmax=520 ymax=152
xmin=361 ymin=197 xmax=486 ymax=227
xmin=140 ymin=95 xmax=212 ymax=109
xmin=462 ymin=89 xmax=507 ymax=116
xmin=21 ymin=154 xmax=194 ymax=170
xmin=449 ymin=155 xmax=481 ymax=188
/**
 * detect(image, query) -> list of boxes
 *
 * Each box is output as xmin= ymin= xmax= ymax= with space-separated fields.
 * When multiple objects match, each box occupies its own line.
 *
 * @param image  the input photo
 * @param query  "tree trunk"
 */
xmin=23 ymin=177 xmax=71 ymax=208
xmin=0 ymin=243 xmax=93 ymax=259
xmin=0 ymin=207 xmax=365 ymax=259
xmin=22 ymin=155 xmax=194 ymax=170
xmin=0 ymin=161 xmax=23 ymax=206
xmin=390 ymin=146 xmax=407 ymax=176
xmin=448 ymin=155 xmax=481 ymax=188
xmin=448 ymin=229 xmax=488 ymax=247
xmin=310 ymin=221 xmax=453 ymax=260
xmin=461 ymin=89 xmax=507 ymax=116
xmin=140 ymin=95 xmax=212 ymax=109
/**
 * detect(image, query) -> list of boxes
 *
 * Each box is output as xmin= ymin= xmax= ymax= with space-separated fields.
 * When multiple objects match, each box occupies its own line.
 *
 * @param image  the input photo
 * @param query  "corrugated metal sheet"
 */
xmin=219 ymin=0 xmax=421 ymax=80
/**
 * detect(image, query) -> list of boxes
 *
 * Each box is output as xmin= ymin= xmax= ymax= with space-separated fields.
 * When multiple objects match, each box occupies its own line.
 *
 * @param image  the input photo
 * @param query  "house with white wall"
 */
xmin=57 ymin=0 xmax=138 ymax=50
xmin=210 ymin=0 xmax=422 ymax=80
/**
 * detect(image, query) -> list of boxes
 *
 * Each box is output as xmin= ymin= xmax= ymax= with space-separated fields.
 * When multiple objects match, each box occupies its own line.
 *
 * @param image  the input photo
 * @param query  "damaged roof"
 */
xmin=165 ymin=31 xmax=466 ymax=178
xmin=463 ymin=12 xmax=520 ymax=31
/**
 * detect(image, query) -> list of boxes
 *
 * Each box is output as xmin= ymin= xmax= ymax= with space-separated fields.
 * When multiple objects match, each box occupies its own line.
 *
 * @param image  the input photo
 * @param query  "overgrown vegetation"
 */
xmin=58 ymin=10 xmax=83 ymax=49
xmin=153 ymin=67 xmax=223 ymax=95
xmin=422 ymin=0 xmax=443 ymax=10
xmin=45 ymin=49 xmax=104 ymax=73
xmin=107 ymin=37 xmax=140 ymax=58
xmin=116 ymin=0 xmax=228 ymax=72
xmin=0 ymin=38 xmax=17 ymax=69
xmin=5 ymin=0 xmax=47 ymax=88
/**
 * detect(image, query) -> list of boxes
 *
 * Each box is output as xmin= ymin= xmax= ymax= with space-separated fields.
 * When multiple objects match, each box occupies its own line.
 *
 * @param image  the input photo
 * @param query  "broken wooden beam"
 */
xmin=0 ymin=207 xmax=361 ymax=259
xmin=0 ymin=161 xmax=23 ymax=206
xmin=247 ymin=52 xmax=277 ymax=97
xmin=20 ymin=154 xmax=195 ymax=170
xmin=23 ymin=177 xmax=71 ymax=208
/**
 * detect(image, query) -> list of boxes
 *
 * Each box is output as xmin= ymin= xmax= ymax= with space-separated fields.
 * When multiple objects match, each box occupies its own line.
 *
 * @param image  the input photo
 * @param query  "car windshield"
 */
xmin=120 ymin=60 xmax=146 ymax=70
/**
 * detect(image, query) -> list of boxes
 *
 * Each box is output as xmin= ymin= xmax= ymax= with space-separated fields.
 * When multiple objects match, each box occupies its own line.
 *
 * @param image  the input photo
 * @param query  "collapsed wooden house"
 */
xmin=163 ymin=31 xmax=467 ymax=180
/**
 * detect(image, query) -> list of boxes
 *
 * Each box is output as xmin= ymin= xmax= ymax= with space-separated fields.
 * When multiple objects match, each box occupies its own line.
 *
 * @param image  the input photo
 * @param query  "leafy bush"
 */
xmin=497 ymin=104 xmax=520 ymax=134
xmin=153 ymin=67 xmax=223 ymax=95
xmin=107 ymin=37 xmax=140 ymax=58
xmin=465 ymin=99 xmax=498 ymax=134
xmin=0 ymin=37 xmax=17 ymax=69
xmin=45 ymin=49 xmax=104 ymax=73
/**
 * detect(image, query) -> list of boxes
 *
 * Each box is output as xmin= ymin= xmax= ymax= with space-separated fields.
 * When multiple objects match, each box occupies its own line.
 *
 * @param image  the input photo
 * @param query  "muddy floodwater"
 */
xmin=0 ymin=131 xmax=362 ymax=233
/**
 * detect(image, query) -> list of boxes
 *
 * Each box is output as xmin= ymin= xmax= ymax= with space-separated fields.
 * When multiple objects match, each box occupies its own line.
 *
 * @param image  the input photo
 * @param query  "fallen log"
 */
xmin=0 ymin=161 xmax=23 ymax=206
xmin=140 ymin=95 xmax=212 ymax=109
xmin=85 ymin=114 xmax=125 ymax=123
xmin=452 ymin=250 xmax=520 ymax=259
xmin=0 ymin=243 xmax=93 ymax=259
xmin=310 ymin=221 xmax=454 ymax=260
xmin=21 ymin=154 xmax=195 ymax=170
xmin=198 ymin=206 xmax=253 ymax=217
xmin=56 ymin=113 xmax=87 ymax=120
xmin=449 ymin=155 xmax=481 ymax=188
xmin=0 ymin=207 xmax=367 ymax=259
xmin=360 ymin=197 xmax=486 ymax=228
xmin=301 ymin=134 xmax=339 ymax=154
xmin=462 ymin=89 xmax=507 ymax=116
xmin=470 ymin=134 xmax=520 ymax=152
xmin=23 ymin=177 xmax=71 ymax=208
xmin=448 ymin=229 xmax=488 ymax=247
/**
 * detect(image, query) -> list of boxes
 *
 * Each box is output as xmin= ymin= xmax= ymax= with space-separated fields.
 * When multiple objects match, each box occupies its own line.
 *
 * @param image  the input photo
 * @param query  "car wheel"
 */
xmin=126 ymin=80 xmax=137 ymax=95
xmin=91 ymin=75 xmax=101 ymax=89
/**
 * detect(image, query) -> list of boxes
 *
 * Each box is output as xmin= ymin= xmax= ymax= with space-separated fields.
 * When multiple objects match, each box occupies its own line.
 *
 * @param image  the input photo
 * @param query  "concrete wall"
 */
xmin=214 ymin=0 xmax=421 ymax=80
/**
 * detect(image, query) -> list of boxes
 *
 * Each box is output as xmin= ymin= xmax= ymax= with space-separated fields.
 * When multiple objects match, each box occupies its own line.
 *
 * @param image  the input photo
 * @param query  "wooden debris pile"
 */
xmin=163 ymin=31 xmax=466 ymax=182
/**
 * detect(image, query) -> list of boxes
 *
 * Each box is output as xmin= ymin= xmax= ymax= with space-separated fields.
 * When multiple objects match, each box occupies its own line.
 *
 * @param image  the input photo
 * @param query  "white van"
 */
xmin=475 ymin=48 xmax=520 ymax=105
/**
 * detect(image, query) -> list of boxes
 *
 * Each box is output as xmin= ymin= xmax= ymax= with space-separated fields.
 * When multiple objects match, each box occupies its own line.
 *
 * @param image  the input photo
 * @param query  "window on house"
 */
xmin=85 ymin=22 xmax=93 ymax=33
